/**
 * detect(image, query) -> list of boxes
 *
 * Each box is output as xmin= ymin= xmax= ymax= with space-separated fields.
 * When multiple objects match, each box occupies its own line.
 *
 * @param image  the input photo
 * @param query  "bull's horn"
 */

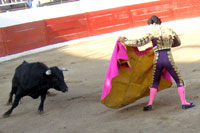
xmin=45 ymin=70 xmax=52 ymax=75
xmin=59 ymin=67 xmax=68 ymax=71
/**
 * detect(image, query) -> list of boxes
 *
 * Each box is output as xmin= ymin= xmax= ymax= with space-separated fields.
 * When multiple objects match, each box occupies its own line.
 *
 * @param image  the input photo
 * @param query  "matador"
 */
xmin=120 ymin=15 xmax=195 ymax=111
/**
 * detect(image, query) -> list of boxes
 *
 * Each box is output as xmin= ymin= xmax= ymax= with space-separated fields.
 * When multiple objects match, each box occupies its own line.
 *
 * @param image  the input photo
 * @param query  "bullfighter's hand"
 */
xmin=119 ymin=37 xmax=127 ymax=43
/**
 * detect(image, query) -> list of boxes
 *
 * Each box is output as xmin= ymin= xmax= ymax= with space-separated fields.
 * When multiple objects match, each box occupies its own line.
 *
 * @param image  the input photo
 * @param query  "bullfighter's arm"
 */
xmin=123 ymin=33 xmax=153 ymax=47
xmin=170 ymin=29 xmax=181 ymax=47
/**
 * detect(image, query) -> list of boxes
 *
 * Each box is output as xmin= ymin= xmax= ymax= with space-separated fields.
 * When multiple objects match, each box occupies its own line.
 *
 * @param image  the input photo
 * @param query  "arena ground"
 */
xmin=0 ymin=17 xmax=200 ymax=133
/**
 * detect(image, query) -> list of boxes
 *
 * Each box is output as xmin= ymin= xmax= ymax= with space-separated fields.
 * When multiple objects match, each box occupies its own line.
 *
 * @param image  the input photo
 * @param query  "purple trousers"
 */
xmin=151 ymin=49 xmax=184 ymax=89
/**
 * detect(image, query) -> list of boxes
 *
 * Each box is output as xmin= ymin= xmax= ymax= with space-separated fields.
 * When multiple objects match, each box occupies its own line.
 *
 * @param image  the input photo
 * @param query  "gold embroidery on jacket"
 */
xmin=124 ymin=26 xmax=181 ymax=51
xmin=152 ymin=26 xmax=175 ymax=51
xmin=150 ymin=52 xmax=159 ymax=87
xmin=124 ymin=34 xmax=152 ymax=47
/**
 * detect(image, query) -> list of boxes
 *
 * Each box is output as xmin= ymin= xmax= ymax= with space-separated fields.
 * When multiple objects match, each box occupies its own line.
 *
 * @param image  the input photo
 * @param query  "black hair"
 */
xmin=147 ymin=15 xmax=162 ymax=25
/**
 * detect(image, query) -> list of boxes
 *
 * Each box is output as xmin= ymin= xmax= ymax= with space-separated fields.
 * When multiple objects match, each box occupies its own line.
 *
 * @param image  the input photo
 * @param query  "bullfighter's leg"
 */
xmin=3 ymin=93 xmax=23 ymax=118
xmin=144 ymin=51 xmax=163 ymax=111
xmin=165 ymin=51 xmax=195 ymax=109
xmin=38 ymin=93 xmax=46 ymax=114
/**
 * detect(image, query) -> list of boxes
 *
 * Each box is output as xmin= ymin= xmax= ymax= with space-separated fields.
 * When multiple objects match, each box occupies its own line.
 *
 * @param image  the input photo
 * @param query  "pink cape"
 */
xmin=101 ymin=40 xmax=172 ymax=101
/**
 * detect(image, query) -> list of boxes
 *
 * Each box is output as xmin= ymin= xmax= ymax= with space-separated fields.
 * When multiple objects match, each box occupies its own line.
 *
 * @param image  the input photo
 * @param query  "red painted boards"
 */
xmin=45 ymin=14 xmax=89 ymax=44
xmin=86 ymin=7 xmax=132 ymax=36
xmin=172 ymin=0 xmax=200 ymax=19
xmin=129 ymin=0 xmax=173 ymax=27
xmin=2 ymin=21 xmax=47 ymax=55
xmin=0 ymin=28 xmax=6 ymax=57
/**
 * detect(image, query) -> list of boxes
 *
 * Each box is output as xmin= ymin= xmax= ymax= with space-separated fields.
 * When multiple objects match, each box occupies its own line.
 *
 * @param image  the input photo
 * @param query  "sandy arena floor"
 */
xmin=0 ymin=18 xmax=200 ymax=133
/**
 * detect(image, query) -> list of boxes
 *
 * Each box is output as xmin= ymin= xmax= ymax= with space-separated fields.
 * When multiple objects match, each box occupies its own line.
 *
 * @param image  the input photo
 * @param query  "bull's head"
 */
xmin=45 ymin=67 xmax=68 ymax=92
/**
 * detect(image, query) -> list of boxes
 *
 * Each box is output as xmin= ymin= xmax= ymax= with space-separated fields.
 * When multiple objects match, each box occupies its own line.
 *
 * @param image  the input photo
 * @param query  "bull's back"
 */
xmin=13 ymin=61 xmax=49 ymax=89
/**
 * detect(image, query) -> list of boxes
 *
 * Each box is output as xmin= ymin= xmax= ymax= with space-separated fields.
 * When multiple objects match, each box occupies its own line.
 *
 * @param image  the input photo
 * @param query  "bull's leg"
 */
xmin=38 ymin=93 xmax=46 ymax=114
xmin=7 ymin=85 xmax=17 ymax=105
xmin=3 ymin=94 xmax=23 ymax=118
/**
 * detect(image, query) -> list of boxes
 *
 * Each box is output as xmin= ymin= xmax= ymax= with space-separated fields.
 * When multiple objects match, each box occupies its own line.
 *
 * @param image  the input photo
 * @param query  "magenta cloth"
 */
xmin=133 ymin=47 xmax=152 ymax=55
xmin=101 ymin=41 xmax=172 ymax=101
xmin=101 ymin=40 xmax=131 ymax=100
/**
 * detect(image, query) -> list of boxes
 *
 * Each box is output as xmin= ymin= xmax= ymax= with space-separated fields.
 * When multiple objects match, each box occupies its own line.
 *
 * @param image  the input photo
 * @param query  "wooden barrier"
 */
xmin=1 ymin=21 xmax=47 ymax=55
xmin=0 ymin=27 xmax=6 ymax=57
xmin=172 ymin=0 xmax=200 ymax=19
xmin=45 ymin=14 xmax=89 ymax=45
xmin=0 ymin=0 xmax=200 ymax=57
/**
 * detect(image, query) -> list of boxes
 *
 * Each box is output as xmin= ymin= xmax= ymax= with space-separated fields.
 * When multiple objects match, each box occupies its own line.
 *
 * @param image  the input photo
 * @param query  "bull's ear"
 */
xmin=45 ymin=70 xmax=52 ymax=75
xmin=59 ymin=67 xmax=68 ymax=71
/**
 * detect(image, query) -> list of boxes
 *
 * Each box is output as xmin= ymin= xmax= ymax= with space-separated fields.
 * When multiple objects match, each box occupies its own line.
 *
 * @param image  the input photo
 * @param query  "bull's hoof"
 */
xmin=3 ymin=112 xmax=11 ymax=118
xmin=38 ymin=108 xmax=44 ymax=114
xmin=38 ymin=110 xmax=44 ymax=115
xmin=6 ymin=101 xmax=12 ymax=105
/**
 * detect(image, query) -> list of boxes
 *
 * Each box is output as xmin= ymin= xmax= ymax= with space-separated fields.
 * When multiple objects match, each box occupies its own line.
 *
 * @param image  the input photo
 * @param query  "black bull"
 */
xmin=3 ymin=61 xmax=68 ymax=118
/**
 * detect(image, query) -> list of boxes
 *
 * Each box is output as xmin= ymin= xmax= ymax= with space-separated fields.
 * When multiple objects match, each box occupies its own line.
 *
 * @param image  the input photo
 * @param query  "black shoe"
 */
xmin=182 ymin=103 xmax=195 ymax=109
xmin=143 ymin=105 xmax=152 ymax=111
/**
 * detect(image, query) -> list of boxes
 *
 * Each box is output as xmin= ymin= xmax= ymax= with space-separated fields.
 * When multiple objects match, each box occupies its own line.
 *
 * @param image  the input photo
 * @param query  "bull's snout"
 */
xmin=61 ymin=84 xmax=68 ymax=92
xmin=62 ymin=87 xmax=68 ymax=93
xmin=56 ymin=82 xmax=68 ymax=93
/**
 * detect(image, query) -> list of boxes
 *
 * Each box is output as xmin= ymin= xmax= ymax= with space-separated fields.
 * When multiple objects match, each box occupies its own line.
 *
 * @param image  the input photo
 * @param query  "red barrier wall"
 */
xmin=45 ymin=14 xmax=89 ymax=45
xmin=0 ymin=28 xmax=6 ymax=57
xmin=2 ymin=21 xmax=47 ymax=55
xmin=0 ymin=0 xmax=200 ymax=57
